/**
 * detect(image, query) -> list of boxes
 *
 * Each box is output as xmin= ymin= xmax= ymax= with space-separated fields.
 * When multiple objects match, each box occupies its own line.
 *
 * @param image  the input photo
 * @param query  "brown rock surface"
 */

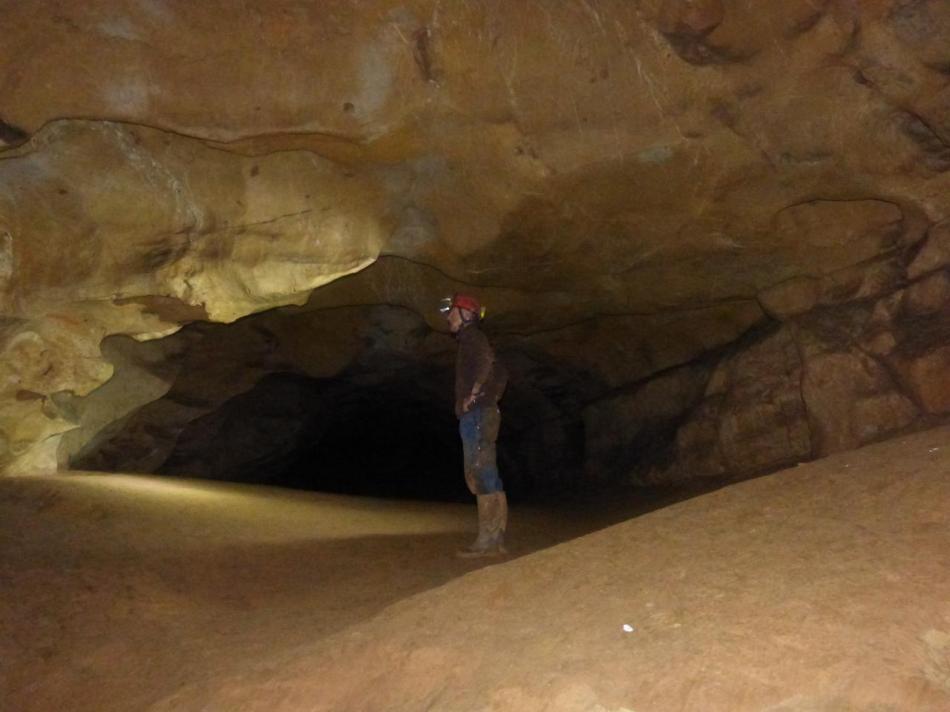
xmin=647 ymin=326 xmax=811 ymax=482
xmin=909 ymin=219 xmax=950 ymax=279
xmin=4 ymin=424 xmax=947 ymax=711
xmin=2 ymin=1 xmax=950 ymax=478
xmin=758 ymin=276 xmax=821 ymax=319
xmin=903 ymin=269 xmax=950 ymax=315
xmin=801 ymin=350 xmax=918 ymax=455
xmin=893 ymin=341 xmax=950 ymax=415
xmin=583 ymin=363 xmax=711 ymax=483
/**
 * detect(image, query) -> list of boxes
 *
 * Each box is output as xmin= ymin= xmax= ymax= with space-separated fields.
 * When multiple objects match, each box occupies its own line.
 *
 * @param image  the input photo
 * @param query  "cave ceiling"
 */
xmin=1 ymin=0 xmax=950 ymax=473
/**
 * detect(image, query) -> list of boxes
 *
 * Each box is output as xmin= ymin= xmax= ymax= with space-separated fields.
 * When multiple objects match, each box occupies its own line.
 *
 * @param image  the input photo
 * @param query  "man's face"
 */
xmin=446 ymin=307 xmax=470 ymax=333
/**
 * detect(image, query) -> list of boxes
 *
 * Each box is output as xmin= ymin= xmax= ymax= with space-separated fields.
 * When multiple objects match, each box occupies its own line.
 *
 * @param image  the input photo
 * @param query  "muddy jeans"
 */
xmin=459 ymin=405 xmax=503 ymax=495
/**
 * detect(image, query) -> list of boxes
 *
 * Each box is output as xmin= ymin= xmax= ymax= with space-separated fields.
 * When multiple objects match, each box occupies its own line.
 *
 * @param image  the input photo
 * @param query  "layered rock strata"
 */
xmin=1 ymin=1 xmax=949 ymax=484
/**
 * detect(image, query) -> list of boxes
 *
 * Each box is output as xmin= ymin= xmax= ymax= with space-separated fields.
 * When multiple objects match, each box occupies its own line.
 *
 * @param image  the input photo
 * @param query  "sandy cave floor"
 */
xmin=0 ymin=465 xmax=684 ymax=711
xmin=1 ymin=427 xmax=949 ymax=712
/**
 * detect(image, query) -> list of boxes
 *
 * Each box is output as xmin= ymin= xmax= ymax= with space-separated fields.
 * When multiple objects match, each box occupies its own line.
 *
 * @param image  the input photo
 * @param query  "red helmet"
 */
xmin=439 ymin=293 xmax=485 ymax=319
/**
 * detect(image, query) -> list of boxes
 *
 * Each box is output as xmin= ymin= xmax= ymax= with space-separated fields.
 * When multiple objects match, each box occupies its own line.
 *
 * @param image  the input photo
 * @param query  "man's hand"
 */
xmin=462 ymin=384 xmax=483 ymax=413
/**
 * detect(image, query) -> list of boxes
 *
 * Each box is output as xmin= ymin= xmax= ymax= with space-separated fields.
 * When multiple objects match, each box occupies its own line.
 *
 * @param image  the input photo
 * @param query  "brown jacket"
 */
xmin=454 ymin=323 xmax=506 ymax=417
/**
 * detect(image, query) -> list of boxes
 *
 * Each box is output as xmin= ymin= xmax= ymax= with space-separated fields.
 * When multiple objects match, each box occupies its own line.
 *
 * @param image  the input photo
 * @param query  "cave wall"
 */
xmin=585 ymin=218 xmax=950 ymax=485
xmin=62 ymin=295 xmax=595 ymax=494
xmin=65 ymin=229 xmax=950 ymax=493
xmin=2 ymin=1 xmax=950 ymax=482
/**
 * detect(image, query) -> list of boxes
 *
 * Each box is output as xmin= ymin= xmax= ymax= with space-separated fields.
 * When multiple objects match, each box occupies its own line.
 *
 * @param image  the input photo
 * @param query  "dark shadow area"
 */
xmin=154 ymin=371 xmax=545 ymax=502
xmin=66 ymin=305 xmax=602 ymax=504
xmin=274 ymin=384 xmax=470 ymax=501
xmin=151 ymin=366 xmax=590 ymax=503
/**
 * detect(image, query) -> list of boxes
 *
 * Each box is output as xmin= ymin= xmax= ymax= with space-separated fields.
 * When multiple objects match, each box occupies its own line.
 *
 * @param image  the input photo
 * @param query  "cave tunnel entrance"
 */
xmin=149 ymin=370 xmax=564 ymax=503
xmin=66 ymin=305 xmax=600 ymax=504
xmin=277 ymin=386 xmax=467 ymax=501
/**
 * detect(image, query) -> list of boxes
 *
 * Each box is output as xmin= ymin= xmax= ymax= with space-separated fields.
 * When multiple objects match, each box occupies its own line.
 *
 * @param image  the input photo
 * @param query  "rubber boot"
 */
xmin=457 ymin=492 xmax=508 ymax=558
xmin=489 ymin=491 xmax=508 ymax=554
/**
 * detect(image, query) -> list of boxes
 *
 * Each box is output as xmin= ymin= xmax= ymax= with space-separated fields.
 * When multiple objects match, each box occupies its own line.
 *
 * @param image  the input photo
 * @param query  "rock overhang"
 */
xmin=1 ymin=1 xmax=949 ymax=481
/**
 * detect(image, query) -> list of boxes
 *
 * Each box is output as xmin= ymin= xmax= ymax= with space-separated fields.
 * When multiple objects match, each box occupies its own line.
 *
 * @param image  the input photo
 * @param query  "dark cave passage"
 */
xmin=268 ymin=379 xmax=471 ymax=501
xmin=147 ymin=369 xmax=571 ymax=503
xmin=66 ymin=305 xmax=604 ymax=504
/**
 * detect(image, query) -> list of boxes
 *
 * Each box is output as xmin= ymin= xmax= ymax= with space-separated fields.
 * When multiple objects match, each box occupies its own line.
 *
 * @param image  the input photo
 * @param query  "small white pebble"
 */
xmin=930 ymin=447 xmax=940 ymax=452
xmin=622 ymin=624 xmax=634 ymax=633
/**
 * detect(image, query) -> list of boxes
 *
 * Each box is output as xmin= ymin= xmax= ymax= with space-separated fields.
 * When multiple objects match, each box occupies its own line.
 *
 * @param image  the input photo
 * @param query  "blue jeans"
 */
xmin=459 ymin=405 xmax=503 ymax=495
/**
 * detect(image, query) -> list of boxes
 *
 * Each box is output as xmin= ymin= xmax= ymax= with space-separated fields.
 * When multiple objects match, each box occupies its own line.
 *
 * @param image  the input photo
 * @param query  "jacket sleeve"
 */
xmin=469 ymin=330 xmax=495 ymax=393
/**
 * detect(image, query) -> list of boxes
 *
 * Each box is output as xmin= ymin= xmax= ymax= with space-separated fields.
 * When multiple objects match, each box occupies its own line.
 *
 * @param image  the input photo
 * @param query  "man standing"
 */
xmin=440 ymin=293 xmax=508 ymax=558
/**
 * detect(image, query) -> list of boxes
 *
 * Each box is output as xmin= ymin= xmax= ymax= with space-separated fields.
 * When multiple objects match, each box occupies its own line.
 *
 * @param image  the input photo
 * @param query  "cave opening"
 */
xmin=283 ymin=391 xmax=467 ymax=501
xmin=151 ymin=369 xmax=578 ymax=503
xmin=63 ymin=302 xmax=603 ymax=504
xmin=155 ymin=371 xmax=475 ymax=501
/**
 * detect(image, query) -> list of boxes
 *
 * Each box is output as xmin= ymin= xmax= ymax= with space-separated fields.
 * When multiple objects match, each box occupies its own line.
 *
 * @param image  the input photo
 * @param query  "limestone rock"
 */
xmin=583 ymin=364 xmax=711 ymax=484
xmin=758 ymin=277 xmax=821 ymax=320
xmin=662 ymin=400 xmax=728 ymax=481
xmin=908 ymin=220 xmax=950 ymax=280
xmin=0 ymin=121 xmax=385 ymax=322
xmin=888 ymin=0 xmax=950 ymax=72
xmin=792 ymin=310 xmax=920 ymax=454
xmin=158 ymin=374 xmax=328 ymax=483
xmin=862 ymin=328 xmax=899 ymax=358
xmin=57 ymin=335 xmax=185 ymax=471
xmin=715 ymin=328 xmax=811 ymax=474
xmin=2 ymin=2 xmax=950 ymax=480
xmin=648 ymin=304 xmax=932 ymax=484
xmin=759 ymin=255 xmax=906 ymax=321
xmin=649 ymin=327 xmax=810 ymax=482
xmin=772 ymin=200 xmax=904 ymax=276
xmin=524 ymin=300 xmax=765 ymax=389
xmin=657 ymin=0 xmax=724 ymax=37
xmin=903 ymin=270 xmax=950 ymax=316
xmin=801 ymin=350 xmax=918 ymax=456
xmin=656 ymin=0 xmax=726 ymax=65
xmin=870 ymin=290 xmax=905 ymax=326
xmin=892 ymin=342 xmax=950 ymax=415
xmin=817 ymin=255 xmax=906 ymax=305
